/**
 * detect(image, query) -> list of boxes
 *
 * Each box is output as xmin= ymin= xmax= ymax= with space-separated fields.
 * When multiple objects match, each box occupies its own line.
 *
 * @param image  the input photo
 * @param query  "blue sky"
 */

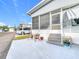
xmin=0 ymin=0 xmax=41 ymax=26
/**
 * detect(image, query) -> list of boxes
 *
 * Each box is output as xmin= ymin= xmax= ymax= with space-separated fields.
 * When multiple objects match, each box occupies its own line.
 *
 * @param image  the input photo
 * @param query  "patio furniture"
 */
xmin=63 ymin=36 xmax=72 ymax=46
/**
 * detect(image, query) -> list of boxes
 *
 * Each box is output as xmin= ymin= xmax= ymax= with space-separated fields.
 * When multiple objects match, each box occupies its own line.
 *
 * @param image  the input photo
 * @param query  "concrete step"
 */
xmin=47 ymin=33 xmax=61 ymax=45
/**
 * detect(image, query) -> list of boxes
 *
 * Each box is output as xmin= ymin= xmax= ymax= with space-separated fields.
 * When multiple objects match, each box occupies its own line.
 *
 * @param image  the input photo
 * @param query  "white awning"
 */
xmin=67 ymin=5 xmax=79 ymax=20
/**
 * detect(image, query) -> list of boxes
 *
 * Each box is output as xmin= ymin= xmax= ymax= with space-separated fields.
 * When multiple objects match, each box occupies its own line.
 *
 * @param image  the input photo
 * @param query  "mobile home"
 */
xmin=16 ymin=23 xmax=31 ymax=35
xmin=27 ymin=0 xmax=79 ymax=44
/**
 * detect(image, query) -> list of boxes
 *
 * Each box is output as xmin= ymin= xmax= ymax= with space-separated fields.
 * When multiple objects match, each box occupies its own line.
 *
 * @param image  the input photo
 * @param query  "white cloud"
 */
xmin=0 ymin=22 xmax=5 ymax=26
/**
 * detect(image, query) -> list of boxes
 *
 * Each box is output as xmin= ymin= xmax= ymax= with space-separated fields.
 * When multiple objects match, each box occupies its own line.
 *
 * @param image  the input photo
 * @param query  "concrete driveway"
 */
xmin=6 ymin=39 xmax=79 ymax=59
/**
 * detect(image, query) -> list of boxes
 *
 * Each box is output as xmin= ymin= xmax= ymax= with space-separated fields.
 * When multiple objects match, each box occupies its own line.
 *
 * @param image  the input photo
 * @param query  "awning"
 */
xmin=66 ymin=5 xmax=79 ymax=19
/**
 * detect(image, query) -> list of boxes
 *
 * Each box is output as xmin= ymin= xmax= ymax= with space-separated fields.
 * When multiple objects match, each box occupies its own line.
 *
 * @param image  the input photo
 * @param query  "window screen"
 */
xmin=32 ymin=16 xmax=39 ymax=29
xmin=52 ymin=14 xmax=60 ymax=24
xmin=40 ymin=13 xmax=50 ymax=29
xmin=52 ymin=14 xmax=60 ymax=30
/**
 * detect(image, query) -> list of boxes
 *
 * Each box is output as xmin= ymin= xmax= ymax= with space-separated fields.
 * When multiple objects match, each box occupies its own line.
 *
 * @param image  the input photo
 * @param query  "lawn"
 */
xmin=15 ymin=34 xmax=32 ymax=40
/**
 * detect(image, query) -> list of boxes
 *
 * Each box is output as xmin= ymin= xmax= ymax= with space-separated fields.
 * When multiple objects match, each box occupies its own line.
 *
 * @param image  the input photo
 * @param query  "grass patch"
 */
xmin=15 ymin=34 xmax=32 ymax=40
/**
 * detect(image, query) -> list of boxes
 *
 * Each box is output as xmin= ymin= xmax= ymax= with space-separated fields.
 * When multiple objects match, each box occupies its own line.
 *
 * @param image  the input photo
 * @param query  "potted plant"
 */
xmin=63 ymin=39 xmax=70 ymax=46
xmin=63 ymin=36 xmax=72 ymax=46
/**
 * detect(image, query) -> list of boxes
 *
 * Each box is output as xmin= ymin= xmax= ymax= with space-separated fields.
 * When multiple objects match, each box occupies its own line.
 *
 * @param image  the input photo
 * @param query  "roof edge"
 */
xmin=27 ymin=0 xmax=53 ymax=16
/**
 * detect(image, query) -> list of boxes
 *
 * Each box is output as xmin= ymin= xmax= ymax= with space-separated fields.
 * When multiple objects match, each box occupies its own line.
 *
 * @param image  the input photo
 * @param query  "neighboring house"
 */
xmin=0 ymin=29 xmax=2 ymax=32
xmin=0 ymin=25 xmax=14 ymax=32
xmin=27 ymin=0 xmax=79 ymax=44
xmin=16 ymin=23 xmax=31 ymax=35
xmin=9 ymin=27 xmax=15 ymax=32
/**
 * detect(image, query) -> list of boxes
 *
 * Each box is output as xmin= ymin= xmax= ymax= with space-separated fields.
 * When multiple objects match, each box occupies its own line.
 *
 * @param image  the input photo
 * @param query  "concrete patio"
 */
xmin=6 ymin=39 xmax=79 ymax=59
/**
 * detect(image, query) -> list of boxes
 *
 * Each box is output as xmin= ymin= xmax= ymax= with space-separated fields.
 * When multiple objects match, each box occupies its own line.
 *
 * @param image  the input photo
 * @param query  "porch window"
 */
xmin=32 ymin=16 xmax=39 ymax=29
xmin=40 ymin=13 xmax=50 ymax=29
xmin=63 ymin=12 xmax=70 ymax=27
xmin=52 ymin=14 xmax=60 ymax=30
xmin=63 ymin=11 xmax=71 ymax=33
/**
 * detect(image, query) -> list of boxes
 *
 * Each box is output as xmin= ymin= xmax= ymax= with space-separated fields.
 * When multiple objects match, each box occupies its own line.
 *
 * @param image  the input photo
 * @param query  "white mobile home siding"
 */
xmin=30 ymin=0 xmax=79 ymax=44
xmin=31 ymin=0 xmax=79 ymax=17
